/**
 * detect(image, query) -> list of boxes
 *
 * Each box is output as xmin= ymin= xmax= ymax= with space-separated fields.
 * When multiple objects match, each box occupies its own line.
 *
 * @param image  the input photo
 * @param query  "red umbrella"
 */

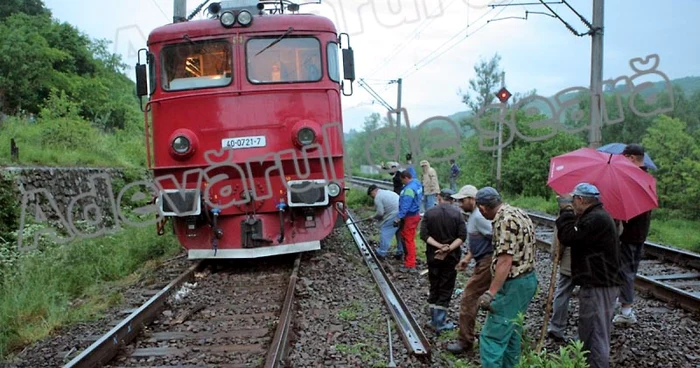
xmin=547 ymin=147 xmax=658 ymax=221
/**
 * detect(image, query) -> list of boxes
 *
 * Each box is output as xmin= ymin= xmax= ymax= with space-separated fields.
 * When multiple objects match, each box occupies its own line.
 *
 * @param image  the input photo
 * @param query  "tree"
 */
xmin=642 ymin=115 xmax=700 ymax=219
xmin=459 ymin=53 xmax=503 ymax=115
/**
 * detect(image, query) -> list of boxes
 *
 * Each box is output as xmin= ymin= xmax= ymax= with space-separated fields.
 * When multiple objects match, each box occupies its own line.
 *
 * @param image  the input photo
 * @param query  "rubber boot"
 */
xmin=435 ymin=308 xmax=456 ymax=334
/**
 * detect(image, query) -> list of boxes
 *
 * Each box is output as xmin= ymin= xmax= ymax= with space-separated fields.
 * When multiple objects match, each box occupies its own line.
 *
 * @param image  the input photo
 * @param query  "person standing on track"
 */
xmin=613 ymin=144 xmax=652 ymax=325
xmin=367 ymin=184 xmax=403 ymax=261
xmin=449 ymin=159 xmax=460 ymax=191
xmin=555 ymin=183 xmax=623 ymax=368
xmin=420 ymin=189 xmax=466 ymax=334
xmin=547 ymin=235 xmax=575 ymax=343
xmin=420 ymin=160 xmax=440 ymax=212
xmin=447 ymin=185 xmax=494 ymax=355
xmin=395 ymin=169 xmax=423 ymax=273
xmin=474 ymin=187 xmax=538 ymax=368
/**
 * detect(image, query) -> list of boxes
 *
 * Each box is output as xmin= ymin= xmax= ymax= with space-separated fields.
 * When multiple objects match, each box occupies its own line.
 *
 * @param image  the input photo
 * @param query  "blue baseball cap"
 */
xmin=475 ymin=187 xmax=501 ymax=206
xmin=571 ymin=183 xmax=600 ymax=198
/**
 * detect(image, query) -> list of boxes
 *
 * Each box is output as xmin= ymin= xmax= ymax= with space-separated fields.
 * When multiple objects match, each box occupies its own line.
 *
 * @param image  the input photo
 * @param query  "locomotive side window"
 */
xmin=246 ymin=37 xmax=322 ymax=84
xmin=161 ymin=39 xmax=232 ymax=91
xmin=327 ymin=42 xmax=340 ymax=83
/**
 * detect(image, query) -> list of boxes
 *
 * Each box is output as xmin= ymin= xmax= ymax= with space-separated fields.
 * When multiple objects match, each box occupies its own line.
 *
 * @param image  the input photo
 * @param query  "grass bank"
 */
xmin=0 ymin=116 xmax=145 ymax=168
xmin=0 ymin=225 xmax=182 ymax=359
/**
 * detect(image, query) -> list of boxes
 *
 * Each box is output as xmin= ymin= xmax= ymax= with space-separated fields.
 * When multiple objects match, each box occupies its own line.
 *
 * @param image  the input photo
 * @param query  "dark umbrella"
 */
xmin=597 ymin=143 xmax=658 ymax=170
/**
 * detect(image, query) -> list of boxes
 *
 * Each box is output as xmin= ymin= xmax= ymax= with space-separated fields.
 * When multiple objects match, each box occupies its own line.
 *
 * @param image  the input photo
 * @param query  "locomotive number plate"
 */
xmin=222 ymin=136 xmax=267 ymax=149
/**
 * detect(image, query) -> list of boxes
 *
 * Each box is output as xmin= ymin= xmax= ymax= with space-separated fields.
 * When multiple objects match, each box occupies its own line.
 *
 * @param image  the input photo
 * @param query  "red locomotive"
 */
xmin=134 ymin=0 xmax=355 ymax=259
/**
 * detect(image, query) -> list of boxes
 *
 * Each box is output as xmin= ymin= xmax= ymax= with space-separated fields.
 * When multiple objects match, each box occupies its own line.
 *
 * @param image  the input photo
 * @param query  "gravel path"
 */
xmin=2 ymin=253 xmax=195 ymax=368
xmin=341 ymin=206 xmax=700 ymax=367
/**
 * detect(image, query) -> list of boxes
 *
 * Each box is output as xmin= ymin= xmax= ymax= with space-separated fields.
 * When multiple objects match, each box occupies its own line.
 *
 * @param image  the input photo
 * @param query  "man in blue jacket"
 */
xmin=395 ymin=169 xmax=422 ymax=272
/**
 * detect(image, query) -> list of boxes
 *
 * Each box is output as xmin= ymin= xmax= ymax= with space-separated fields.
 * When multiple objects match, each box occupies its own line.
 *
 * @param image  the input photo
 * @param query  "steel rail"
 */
xmin=346 ymin=175 xmax=393 ymax=189
xmin=63 ymin=260 xmax=203 ymax=368
xmin=345 ymin=212 xmax=431 ymax=358
xmin=533 ymin=223 xmax=700 ymax=315
xmin=264 ymin=253 xmax=301 ymax=368
xmin=527 ymin=212 xmax=700 ymax=271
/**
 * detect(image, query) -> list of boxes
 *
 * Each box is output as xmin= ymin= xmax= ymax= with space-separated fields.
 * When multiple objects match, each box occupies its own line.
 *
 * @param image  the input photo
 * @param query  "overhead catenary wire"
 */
xmin=365 ymin=0 xmax=461 ymax=79
xmin=398 ymin=1 xmax=512 ymax=80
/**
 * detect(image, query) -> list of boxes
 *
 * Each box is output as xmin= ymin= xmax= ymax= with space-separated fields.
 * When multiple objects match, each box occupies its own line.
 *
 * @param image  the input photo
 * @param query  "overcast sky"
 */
xmin=43 ymin=0 xmax=700 ymax=132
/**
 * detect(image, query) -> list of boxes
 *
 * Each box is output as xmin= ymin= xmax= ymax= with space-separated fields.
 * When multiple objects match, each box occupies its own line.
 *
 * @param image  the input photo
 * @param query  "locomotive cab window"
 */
xmin=162 ymin=39 xmax=232 ymax=91
xmin=246 ymin=37 xmax=322 ymax=84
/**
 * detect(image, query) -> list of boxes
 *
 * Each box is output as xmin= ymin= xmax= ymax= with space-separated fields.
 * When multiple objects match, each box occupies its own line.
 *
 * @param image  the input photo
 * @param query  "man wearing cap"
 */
xmin=474 ymin=187 xmax=538 ymax=368
xmin=447 ymin=184 xmax=494 ymax=354
xmin=420 ymin=160 xmax=440 ymax=212
xmin=420 ymin=188 xmax=466 ymax=333
xmin=367 ymin=184 xmax=403 ymax=260
xmin=614 ymin=143 xmax=652 ymax=325
xmin=556 ymin=183 xmax=622 ymax=368
xmin=395 ymin=169 xmax=423 ymax=271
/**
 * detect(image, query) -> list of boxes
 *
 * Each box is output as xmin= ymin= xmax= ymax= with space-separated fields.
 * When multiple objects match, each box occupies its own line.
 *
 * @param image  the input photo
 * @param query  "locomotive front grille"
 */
xmin=287 ymin=180 xmax=329 ymax=207
xmin=158 ymin=189 xmax=201 ymax=216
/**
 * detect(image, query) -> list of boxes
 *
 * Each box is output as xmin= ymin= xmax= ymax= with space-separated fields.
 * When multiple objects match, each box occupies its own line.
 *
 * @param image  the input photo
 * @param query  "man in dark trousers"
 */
xmin=556 ymin=183 xmax=623 ymax=368
xmin=613 ymin=143 xmax=652 ymax=325
xmin=420 ymin=189 xmax=466 ymax=334
xmin=449 ymin=159 xmax=460 ymax=191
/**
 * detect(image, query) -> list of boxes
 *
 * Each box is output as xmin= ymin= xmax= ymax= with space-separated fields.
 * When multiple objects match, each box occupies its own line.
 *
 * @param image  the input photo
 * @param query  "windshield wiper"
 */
xmin=255 ymin=27 xmax=294 ymax=56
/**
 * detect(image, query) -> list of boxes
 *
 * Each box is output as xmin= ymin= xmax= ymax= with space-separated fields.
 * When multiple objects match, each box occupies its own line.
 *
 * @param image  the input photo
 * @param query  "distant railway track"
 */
xmin=530 ymin=213 xmax=700 ymax=315
xmin=64 ymin=255 xmax=301 ymax=368
xmin=347 ymin=175 xmax=700 ymax=315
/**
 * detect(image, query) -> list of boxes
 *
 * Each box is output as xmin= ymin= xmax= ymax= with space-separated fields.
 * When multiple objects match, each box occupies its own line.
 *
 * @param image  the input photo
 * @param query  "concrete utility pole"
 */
xmin=588 ymin=0 xmax=604 ymax=148
xmin=174 ymin=0 xmax=187 ymax=23
xmin=496 ymin=72 xmax=505 ymax=192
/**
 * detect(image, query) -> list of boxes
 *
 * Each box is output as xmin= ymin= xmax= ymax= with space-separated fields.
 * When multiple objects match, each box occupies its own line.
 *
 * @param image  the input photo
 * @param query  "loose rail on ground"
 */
xmin=344 ymin=212 xmax=432 ymax=358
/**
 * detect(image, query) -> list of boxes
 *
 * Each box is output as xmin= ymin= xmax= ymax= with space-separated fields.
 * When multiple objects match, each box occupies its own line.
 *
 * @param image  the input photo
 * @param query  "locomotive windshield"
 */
xmin=162 ymin=39 xmax=232 ymax=91
xmin=246 ymin=37 xmax=322 ymax=84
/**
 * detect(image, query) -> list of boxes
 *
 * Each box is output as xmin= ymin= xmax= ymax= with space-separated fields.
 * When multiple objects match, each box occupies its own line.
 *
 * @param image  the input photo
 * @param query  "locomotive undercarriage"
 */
xmin=156 ymin=178 xmax=344 ymax=259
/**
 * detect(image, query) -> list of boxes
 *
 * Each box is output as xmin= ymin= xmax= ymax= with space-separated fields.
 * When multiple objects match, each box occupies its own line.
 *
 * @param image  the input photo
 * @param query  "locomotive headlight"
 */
xmin=172 ymin=136 xmax=190 ymax=153
xmin=237 ymin=10 xmax=253 ymax=26
xmin=327 ymin=182 xmax=341 ymax=197
xmin=220 ymin=11 xmax=236 ymax=27
xmin=297 ymin=128 xmax=316 ymax=145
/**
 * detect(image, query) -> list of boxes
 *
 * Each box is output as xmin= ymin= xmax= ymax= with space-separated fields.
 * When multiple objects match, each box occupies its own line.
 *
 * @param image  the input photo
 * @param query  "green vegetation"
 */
xmin=0 ymin=2 xmax=144 ymax=167
xmin=0 ymin=224 xmax=182 ymax=358
xmin=345 ymin=53 xmax=700 ymax=252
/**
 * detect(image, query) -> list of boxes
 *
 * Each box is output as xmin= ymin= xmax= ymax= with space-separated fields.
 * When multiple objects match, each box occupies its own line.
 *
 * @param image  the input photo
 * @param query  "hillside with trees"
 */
xmin=0 ymin=0 xmax=145 ymax=167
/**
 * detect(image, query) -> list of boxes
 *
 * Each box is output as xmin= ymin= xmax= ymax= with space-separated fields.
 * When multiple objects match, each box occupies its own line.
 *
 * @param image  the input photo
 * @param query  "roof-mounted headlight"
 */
xmin=220 ymin=11 xmax=236 ymax=27
xmin=237 ymin=10 xmax=253 ymax=26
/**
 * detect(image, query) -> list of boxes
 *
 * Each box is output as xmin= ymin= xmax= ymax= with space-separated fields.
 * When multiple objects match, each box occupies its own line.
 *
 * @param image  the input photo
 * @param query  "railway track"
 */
xmin=347 ymin=175 xmax=700 ymax=315
xmin=64 ymin=255 xmax=301 ymax=368
xmin=529 ymin=213 xmax=700 ymax=315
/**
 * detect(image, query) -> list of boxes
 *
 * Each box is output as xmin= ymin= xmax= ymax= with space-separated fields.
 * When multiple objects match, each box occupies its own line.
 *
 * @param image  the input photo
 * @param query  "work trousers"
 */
xmin=548 ymin=273 xmax=576 ymax=339
xmin=619 ymin=242 xmax=644 ymax=304
xmin=427 ymin=255 xmax=459 ymax=309
xmin=422 ymin=194 xmax=436 ymax=212
xmin=377 ymin=215 xmax=400 ymax=257
xmin=480 ymin=271 xmax=538 ymax=368
xmin=458 ymin=255 xmax=493 ymax=345
xmin=579 ymin=286 xmax=619 ymax=368
xmin=449 ymin=176 xmax=457 ymax=191
xmin=400 ymin=215 xmax=420 ymax=268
